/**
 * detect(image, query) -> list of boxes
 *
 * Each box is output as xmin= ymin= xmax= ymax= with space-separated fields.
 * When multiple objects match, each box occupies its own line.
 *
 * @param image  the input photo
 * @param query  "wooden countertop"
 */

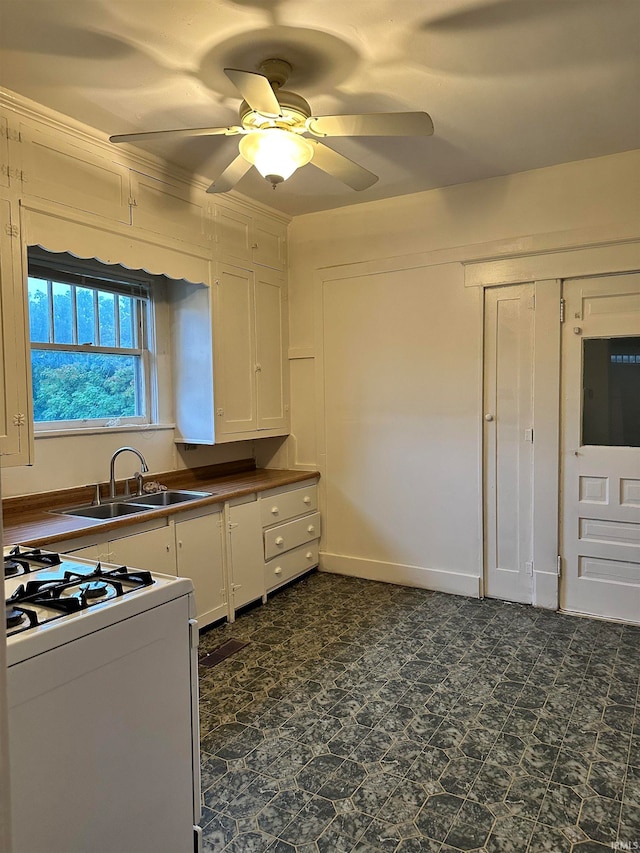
xmin=3 ymin=461 xmax=320 ymax=549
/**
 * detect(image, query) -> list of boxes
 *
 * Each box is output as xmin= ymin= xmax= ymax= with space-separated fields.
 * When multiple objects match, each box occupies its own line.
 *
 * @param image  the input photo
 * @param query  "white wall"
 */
xmin=286 ymin=150 xmax=640 ymax=593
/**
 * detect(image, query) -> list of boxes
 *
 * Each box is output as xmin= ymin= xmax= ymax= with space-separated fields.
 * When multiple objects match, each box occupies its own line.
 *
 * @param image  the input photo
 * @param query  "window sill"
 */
xmin=34 ymin=423 xmax=176 ymax=439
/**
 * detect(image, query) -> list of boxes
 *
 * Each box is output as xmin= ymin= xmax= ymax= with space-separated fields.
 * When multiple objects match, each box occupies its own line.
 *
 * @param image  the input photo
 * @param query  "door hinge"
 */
xmin=524 ymin=428 xmax=533 ymax=443
xmin=128 ymin=196 xmax=137 ymax=207
xmin=5 ymin=223 xmax=19 ymax=238
xmin=1 ymin=165 xmax=23 ymax=180
xmin=525 ymin=561 xmax=533 ymax=576
xmin=228 ymin=522 xmax=239 ymax=530
xmin=528 ymin=294 xmax=535 ymax=310
xmin=3 ymin=126 xmax=21 ymax=142
xmin=556 ymin=555 xmax=562 ymax=577
xmin=560 ymin=298 xmax=565 ymax=323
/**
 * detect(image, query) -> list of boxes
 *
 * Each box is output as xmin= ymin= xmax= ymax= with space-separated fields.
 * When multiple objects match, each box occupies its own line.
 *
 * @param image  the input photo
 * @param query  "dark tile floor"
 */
xmin=197 ymin=571 xmax=640 ymax=853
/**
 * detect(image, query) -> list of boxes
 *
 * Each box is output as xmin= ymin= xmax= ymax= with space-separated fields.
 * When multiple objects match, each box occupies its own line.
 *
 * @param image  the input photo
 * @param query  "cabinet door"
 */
xmin=175 ymin=510 xmax=226 ymax=627
xmin=18 ymin=122 xmax=130 ymax=223
xmin=252 ymin=217 xmax=286 ymax=270
xmin=130 ymin=171 xmax=210 ymax=246
xmin=108 ymin=524 xmax=175 ymax=574
xmin=213 ymin=262 xmax=257 ymax=436
xmin=65 ymin=544 xmax=106 ymax=561
xmin=255 ymin=266 xmax=288 ymax=431
xmin=227 ymin=499 xmax=264 ymax=610
xmin=0 ymin=197 xmax=32 ymax=466
xmin=214 ymin=205 xmax=252 ymax=262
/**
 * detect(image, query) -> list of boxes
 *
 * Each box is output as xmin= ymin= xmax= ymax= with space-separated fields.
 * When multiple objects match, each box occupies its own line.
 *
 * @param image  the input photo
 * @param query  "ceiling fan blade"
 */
xmin=206 ymin=154 xmax=252 ymax=193
xmin=224 ymin=68 xmax=282 ymax=117
xmin=307 ymin=112 xmax=434 ymax=138
xmin=110 ymin=126 xmax=243 ymax=144
xmin=309 ymin=141 xmax=378 ymax=191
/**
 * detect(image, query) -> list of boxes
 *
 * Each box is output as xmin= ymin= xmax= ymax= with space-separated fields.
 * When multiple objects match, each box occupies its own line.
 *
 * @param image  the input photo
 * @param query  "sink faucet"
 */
xmin=109 ymin=446 xmax=149 ymax=499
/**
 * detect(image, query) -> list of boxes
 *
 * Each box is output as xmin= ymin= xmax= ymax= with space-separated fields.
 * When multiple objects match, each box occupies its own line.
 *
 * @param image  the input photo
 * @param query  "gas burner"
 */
xmin=79 ymin=580 xmax=109 ymax=599
xmin=6 ymin=605 xmax=25 ymax=629
xmin=5 ymin=560 xmax=22 ymax=578
xmin=4 ymin=546 xmax=62 ymax=579
xmin=5 ymin=556 xmax=156 ymax=637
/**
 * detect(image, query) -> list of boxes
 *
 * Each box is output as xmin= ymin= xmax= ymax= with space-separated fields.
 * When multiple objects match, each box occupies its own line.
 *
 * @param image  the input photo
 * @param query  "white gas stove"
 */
xmin=4 ymin=545 xmax=202 ymax=853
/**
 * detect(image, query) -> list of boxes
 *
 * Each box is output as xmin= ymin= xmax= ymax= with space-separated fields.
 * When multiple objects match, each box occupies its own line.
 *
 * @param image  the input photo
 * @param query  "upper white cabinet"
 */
xmin=129 ymin=170 xmax=211 ymax=247
xmin=0 ymin=196 xmax=32 ymax=466
xmin=214 ymin=203 xmax=287 ymax=271
xmin=213 ymin=261 xmax=288 ymax=441
xmin=253 ymin=217 xmax=287 ymax=270
xmin=16 ymin=122 xmax=130 ymax=224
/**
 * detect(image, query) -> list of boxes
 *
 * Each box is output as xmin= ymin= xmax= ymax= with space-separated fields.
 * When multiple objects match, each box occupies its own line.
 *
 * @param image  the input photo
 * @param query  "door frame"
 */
xmin=470 ymin=239 xmax=640 ymax=610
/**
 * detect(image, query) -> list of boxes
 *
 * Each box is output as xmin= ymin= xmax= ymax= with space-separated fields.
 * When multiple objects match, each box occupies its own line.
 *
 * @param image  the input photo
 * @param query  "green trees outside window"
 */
xmin=28 ymin=269 xmax=149 ymax=426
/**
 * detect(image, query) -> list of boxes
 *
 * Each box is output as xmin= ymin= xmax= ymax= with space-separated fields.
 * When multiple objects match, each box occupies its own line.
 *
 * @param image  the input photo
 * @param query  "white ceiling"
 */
xmin=1 ymin=0 xmax=639 ymax=217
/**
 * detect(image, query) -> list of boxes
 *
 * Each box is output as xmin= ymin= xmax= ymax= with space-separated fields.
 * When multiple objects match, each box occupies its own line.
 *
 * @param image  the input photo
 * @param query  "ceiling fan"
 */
xmin=109 ymin=59 xmax=434 ymax=193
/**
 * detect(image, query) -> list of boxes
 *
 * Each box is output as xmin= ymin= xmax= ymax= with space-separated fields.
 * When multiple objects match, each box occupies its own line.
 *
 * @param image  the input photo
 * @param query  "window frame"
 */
xmin=27 ymin=251 xmax=154 ymax=432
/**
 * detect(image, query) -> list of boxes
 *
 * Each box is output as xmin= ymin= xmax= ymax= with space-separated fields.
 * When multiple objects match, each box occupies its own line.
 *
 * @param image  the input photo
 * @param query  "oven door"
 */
xmin=8 ymin=595 xmax=200 ymax=853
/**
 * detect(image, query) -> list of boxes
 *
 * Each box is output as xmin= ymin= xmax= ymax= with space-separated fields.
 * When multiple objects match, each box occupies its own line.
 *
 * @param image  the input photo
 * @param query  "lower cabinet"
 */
xmin=225 ymin=496 xmax=265 ymax=612
xmin=51 ymin=480 xmax=320 ymax=626
xmin=175 ymin=507 xmax=226 ymax=627
xmin=60 ymin=513 xmax=225 ymax=628
xmin=106 ymin=523 xmax=175 ymax=575
xmin=260 ymin=479 xmax=320 ymax=594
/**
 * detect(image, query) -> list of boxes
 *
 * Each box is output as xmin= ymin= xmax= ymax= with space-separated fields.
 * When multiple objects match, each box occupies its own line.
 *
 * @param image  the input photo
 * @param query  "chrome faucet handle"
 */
xmin=87 ymin=484 xmax=102 ymax=506
xmin=134 ymin=471 xmax=144 ymax=496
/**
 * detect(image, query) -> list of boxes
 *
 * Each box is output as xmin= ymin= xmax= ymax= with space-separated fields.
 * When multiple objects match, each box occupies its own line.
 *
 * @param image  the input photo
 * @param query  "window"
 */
xmin=27 ymin=251 xmax=153 ymax=429
xmin=582 ymin=336 xmax=640 ymax=447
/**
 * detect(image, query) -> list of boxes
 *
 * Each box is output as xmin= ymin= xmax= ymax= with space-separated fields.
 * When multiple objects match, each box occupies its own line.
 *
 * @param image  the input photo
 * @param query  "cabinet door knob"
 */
xmin=306 ymin=552 xmax=313 ymax=560
xmin=303 ymin=496 xmax=311 ymax=504
xmin=274 ymin=566 xmax=282 ymax=574
xmin=275 ymin=536 xmax=284 ymax=546
xmin=484 ymin=413 xmax=494 ymax=422
xmin=271 ymin=506 xmax=279 ymax=514
xmin=307 ymin=525 xmax=315 ymax=534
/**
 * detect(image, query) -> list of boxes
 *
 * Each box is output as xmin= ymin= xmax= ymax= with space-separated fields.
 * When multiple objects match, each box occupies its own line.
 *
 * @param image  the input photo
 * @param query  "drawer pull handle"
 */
xmin=307 ymin=525 xmax=315 ymax=534
xmin=274 ymin=566 xmax=282 ymax=574
xmin=303 ymin=496 xmax=311 ymax=504
xmin=306 ymin=552 xmax=313 ymax=560
xmin=271 ymin=506 xmax=279 ymax=514
xmin=275 ymin=536 xmax=285 ymax=546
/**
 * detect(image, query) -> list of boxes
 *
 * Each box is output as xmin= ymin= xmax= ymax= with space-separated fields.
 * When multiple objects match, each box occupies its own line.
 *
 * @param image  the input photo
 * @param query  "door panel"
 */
xmin=561 ymin=274 xmax=640 ymax=623
xmin=255 ymin=267 xmax=286 ymax=430
xmin=484 ymin=284 xmax=534 ymax=603
xmin=213 ymin=262 xmax=257 ymax=434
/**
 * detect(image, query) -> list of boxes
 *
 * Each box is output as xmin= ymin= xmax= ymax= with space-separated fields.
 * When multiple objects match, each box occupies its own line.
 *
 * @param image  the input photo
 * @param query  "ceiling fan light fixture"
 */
xmin=239 ymin=129 xmax=314 ymax=187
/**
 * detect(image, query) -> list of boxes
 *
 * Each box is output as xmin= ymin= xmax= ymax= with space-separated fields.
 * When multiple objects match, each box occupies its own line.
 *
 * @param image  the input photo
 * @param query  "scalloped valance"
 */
xmin=22 ymin=204 xmax=210 ymax=286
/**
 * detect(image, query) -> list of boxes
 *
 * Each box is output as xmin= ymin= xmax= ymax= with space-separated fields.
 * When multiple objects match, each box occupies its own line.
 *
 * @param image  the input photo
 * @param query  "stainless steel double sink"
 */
xmin=54 ymin=490 xmax=213 ymax=520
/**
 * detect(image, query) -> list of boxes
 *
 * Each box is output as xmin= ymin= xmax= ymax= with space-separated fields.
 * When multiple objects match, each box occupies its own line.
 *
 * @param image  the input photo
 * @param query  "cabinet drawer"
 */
xmin=264 ymin=512 xmax=321 ymax=560
xmin=261 ymin=484 xmax=318 ymax=527
xmin=265 ymin=542 xmax=319 ymax=591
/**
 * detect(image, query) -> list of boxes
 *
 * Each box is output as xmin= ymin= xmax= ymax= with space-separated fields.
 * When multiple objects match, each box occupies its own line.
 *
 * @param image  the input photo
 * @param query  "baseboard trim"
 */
xmin=319 ymin=552 xmax=481 ymax=598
